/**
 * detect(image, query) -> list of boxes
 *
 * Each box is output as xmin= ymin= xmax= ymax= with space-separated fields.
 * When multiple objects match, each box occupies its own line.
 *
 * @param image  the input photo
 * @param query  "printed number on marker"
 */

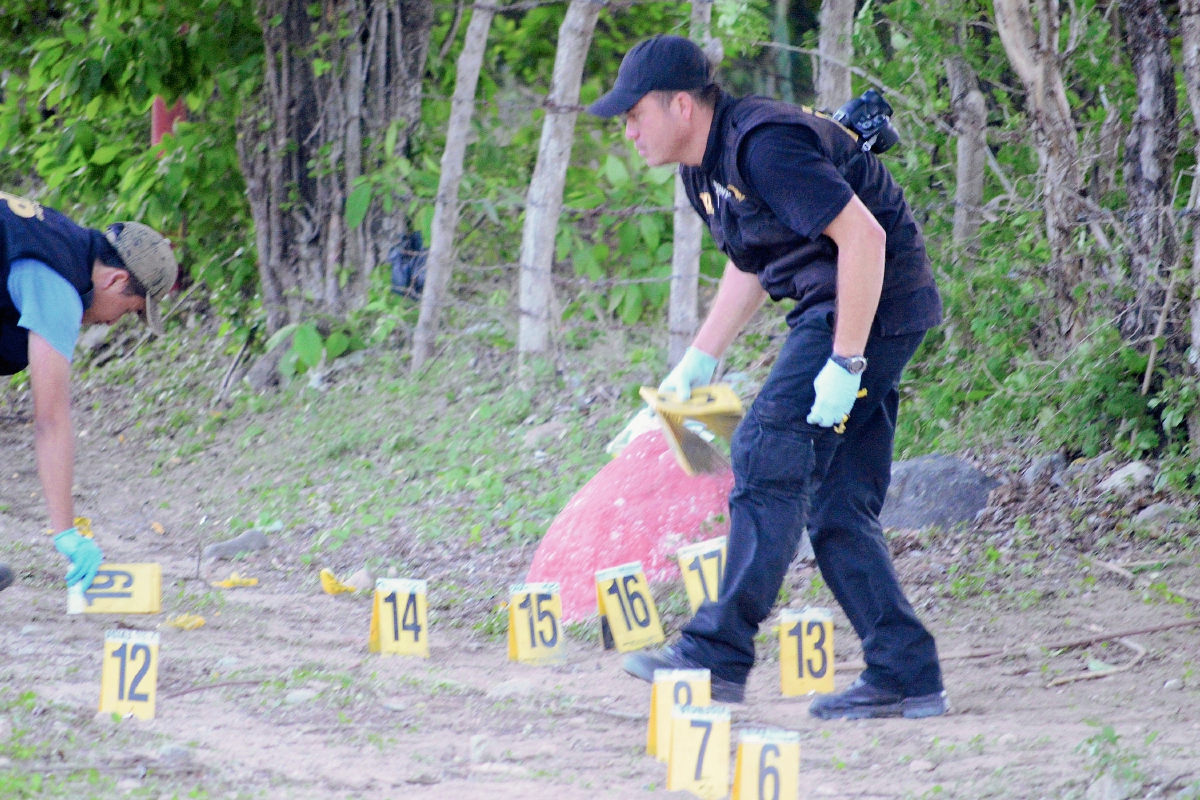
xmin=685 ymin=549 xmax=723 ymax=603
xmin=606 ymin=575 xmax=651 ymax=632
xmin=517 ymin=592 xmax=559 ymax=648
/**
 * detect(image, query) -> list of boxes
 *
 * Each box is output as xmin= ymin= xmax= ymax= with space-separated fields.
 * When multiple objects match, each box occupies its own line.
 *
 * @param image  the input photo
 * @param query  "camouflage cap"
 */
xmin=104 ymin=222 xmax=178 ymax=336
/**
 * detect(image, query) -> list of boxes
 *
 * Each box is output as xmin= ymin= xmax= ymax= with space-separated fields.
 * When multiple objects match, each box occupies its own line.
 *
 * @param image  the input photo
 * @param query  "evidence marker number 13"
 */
xmin=100 ymin=630 xmax=160 ymax=719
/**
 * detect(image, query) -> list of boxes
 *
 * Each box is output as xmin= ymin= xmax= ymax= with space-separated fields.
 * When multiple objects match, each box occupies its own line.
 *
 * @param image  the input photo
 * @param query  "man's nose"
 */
xmin=624 ymin=120 xmax=635 ymax=140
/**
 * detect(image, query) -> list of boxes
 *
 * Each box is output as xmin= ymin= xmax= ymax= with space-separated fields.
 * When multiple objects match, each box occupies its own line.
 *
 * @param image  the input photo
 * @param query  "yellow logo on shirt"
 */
xmin=0 ymin=190 xmax=45 ymax=221
xmin=699 ymin=192 xmax=714 ymax=216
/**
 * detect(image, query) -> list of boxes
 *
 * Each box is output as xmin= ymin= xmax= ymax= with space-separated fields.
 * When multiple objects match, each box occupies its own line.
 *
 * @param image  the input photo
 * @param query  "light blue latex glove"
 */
xmin=53 ymin=528 xmax=103 ymax=592
xmin=658 ymin=346 xmax=719 ymax=401
xmin=806 ymin=358 xmax=863 ymax=428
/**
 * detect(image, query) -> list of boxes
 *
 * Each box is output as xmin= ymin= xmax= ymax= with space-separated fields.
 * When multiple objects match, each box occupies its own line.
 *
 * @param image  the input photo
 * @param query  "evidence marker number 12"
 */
xmin=99 ymin=630 xmax=160 ymax=719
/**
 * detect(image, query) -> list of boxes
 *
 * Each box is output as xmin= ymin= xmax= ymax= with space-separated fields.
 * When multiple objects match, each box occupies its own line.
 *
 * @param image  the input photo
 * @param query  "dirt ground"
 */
xmin=4 ymin=376 xmax=1200 ymax=800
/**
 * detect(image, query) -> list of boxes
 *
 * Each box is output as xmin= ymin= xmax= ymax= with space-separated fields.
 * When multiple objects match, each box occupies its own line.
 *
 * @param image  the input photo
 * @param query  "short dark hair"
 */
xmin=653 ymin=83 xmax=721 ymax=111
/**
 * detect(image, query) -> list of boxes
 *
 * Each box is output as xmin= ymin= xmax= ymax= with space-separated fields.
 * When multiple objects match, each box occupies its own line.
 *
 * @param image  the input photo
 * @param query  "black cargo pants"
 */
xmin=677 ymin=304 xmax=943 ymax=697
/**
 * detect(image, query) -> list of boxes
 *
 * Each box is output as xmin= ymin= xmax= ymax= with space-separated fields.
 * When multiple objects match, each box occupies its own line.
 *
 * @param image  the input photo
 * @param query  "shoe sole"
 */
xmin=622 ymin=653 xmax=746 ymax=703
xmin=810 ymin=694 xmax=946 ymax=721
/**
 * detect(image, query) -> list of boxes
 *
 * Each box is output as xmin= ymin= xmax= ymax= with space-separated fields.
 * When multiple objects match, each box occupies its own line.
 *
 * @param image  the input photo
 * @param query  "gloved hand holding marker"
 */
xmin=54 ymin=528 xmax=104 ymax=592
xmin=807 ymin=355 xmax=868 ymax=430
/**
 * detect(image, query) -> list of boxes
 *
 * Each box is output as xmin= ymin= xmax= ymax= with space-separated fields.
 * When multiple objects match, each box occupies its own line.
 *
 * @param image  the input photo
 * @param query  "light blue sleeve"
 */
xmin=6 ymin=259 xmax=83 ymax=362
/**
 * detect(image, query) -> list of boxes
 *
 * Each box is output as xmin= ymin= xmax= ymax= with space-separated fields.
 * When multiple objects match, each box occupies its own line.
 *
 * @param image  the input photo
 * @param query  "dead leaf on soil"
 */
xmin=166 ymin=614 xmax=206 ymax=631
xmin=319 ymin=568 xmax=356 ymax=595
xmin=212 ymin=572 xmax=258 ymax=588
xmin=151 ymin=521 xmax=165 ymax=535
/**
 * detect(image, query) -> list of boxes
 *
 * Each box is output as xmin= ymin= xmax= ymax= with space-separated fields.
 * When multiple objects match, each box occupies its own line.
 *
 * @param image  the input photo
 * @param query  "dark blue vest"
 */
xmin=680 ymin=94 xmax=941 ymax=336
xmin=0 ymin=193 xmax=97 ymax=374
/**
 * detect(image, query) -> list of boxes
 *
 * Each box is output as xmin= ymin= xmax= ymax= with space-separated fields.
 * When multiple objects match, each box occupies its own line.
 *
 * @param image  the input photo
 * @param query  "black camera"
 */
xmin=833 ymin=89 xmax=900 ymax=155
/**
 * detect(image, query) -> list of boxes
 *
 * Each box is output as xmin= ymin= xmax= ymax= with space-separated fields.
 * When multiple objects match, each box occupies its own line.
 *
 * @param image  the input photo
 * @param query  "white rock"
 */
xmin=1164 ymin=678 xmax=1184 ymax=691
xmin=381 ymin=697 xmax=409 ymax=712
xmin=486 ymin=679 xmax=537 ymax=700
xmin=342 ymin=568 xmax=375 ymax=592
xmin=997 ymin=733 xmax=1017 ymax=746
xmin=469 ymin=733 xmax=493 ymax=764
xmin=1098 ymin=462 xmax=1153 ymax=494
xmin=158 ymin=744 xmax=192 ymax=766
xmin=1136 ymin=503 xmax=1185 ymax=527
xmin=909 ymin=759 xmax=935 ymax=773
xmin=284 ymin=689 xmax=318 ymax=705
xmin=0 ymin=717 xmax=10 ymax=741
xmin=1086 ymin=774 xmax=1140 ymax=800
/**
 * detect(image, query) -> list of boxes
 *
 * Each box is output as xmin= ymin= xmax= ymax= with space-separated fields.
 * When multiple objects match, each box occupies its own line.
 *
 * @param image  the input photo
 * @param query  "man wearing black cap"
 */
xmin=591 ymin=36 xmax=946 ymax=719
xmin=0 ymin=190 xmax=178 ymax=595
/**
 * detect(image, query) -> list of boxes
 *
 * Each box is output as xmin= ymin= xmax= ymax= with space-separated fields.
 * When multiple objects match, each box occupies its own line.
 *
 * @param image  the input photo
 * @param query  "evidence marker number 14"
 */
xmin=99 ymin=630 xmax=160 ymax=719
xmin=370 ymin=579 xmax=429 ymax=658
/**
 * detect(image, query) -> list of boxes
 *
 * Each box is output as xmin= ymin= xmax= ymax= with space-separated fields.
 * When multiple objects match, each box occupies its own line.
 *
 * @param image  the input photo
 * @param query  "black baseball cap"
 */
xmin=588 ymin=35 xmax=711 ymax=118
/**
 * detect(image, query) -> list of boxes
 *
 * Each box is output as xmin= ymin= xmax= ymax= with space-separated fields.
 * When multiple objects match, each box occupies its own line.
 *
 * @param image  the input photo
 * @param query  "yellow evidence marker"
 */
xmin=99 ymin=629 xmax=160 ymax=719
xmin=676 ymin=537 xmax=727 ymax=613
xmin=647 ymin=668 xmax=710 ymax=761
xmin=68 ymin=564 xmax=162 ymax=615
xmin=779 ymin=607 xmax=835 ymax=696
xmin=595 ymin=562 xmax=665 ymax=653
xmin=639 ymin=384 xmax=743 ymax=476
xmin=667 ymin=704 xmax=731 ymax=800
xmin=507 ymin=582 xmax=564 ymax=665
xmin=369 ymin=579 xmax=430 ymax=658
xmin=731 ymin=729 xmax=801 ymax=800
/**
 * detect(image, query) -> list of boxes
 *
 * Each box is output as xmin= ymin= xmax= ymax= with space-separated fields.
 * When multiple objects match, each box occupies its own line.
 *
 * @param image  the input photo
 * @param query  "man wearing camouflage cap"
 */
xmin=0 ymin=190 xmax=177 ymax=595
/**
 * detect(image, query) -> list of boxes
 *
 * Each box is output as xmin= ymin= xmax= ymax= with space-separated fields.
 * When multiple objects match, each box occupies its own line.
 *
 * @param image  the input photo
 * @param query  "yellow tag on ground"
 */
xmin=677 ymin=537 xmax=727 ymax=613
xmin=648 ymin=669 xmax=710 ymax=761
xmin=731 ymin=729 xmax=801 ymax=800
xmin=779 ymin=607 xmax=835 ymax=696
xmin=507 ymin=582 xmax=564 ymax=665
xmin=68 ymin=564 xmax=162 ymax=615
xmin=211 ymin=572 xmax=258 ymax=589
xmin=369 ymin=579 xmax=430 ymax=658
xmin=667 ymin=704 xmax=731 ymax=799
xmin=99 ymin=630 xmax=160 ymax=719
xmin=595 ymin=562 xmax=664 ymax=653
xmin=166 ymin=614 xmax=206 ymax=631
xmin=320 ymin=568 xmax=356 ymax=595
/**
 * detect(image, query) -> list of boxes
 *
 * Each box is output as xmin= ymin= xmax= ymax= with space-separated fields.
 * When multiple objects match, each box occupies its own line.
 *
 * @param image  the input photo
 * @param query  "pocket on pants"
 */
xmin=731 ymin=415 xmax=816 ymax=492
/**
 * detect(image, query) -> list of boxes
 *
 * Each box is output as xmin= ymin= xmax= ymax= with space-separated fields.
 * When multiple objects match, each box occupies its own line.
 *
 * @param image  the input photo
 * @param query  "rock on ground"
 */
xmin=1023 ymin=452 xmax=1066 ymax=486
xmin=203 ymin=529 xmax=270 ymax=561
xmin=1098 ymin=462 xmax=1154 ymax=495
xmin=1135 ymin=502 xmax=1184 ymax=527
xmin=881 ymin=455 xmax=998 ymax=531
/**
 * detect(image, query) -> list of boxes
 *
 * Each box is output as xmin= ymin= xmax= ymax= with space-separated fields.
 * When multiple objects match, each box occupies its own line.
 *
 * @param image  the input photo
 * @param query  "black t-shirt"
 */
xmin=680 ymin=93 xmax=941 ymax=336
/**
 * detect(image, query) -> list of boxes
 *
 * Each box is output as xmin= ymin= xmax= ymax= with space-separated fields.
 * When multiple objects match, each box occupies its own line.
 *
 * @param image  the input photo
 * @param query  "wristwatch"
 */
xmin=831 ymin=354 xmax=868 ymax=375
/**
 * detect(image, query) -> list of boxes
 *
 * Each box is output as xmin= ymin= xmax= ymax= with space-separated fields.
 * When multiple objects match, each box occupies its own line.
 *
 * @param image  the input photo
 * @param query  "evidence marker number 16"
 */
xmin=595 ymin=562 xmax=664 ymax=653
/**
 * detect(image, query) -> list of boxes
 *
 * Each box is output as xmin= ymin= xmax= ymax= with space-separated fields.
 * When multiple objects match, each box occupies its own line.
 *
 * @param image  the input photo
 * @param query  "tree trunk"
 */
xmin=411 ymin=2 xmax=499 ymax=372
xmin=993 ymin=0 xmax=1086 ymax=337
xmin=817 ymin=0 xmax=854 ymax=110
xmin=1180 ymin=0 xmax=1200 ymax=441
xmin=668 ymin=0 xmax=719 ymax=367
xmin=945 ymin=55 xmax=987 ymax=256
xmin=517 ymin=0 xmax=602 ymax=356
xmin=237 ymin=0 xmax=433 ymax=334
xmin=774 ymin=0 xmax=795 ymax=104
xmin=1120 ymin=0 xmax=1178 ymax=342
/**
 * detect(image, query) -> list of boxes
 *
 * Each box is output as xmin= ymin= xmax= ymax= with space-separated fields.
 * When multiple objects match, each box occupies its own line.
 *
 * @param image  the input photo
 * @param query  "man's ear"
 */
xmin=676 ymin=91 xmax=694 ymax=123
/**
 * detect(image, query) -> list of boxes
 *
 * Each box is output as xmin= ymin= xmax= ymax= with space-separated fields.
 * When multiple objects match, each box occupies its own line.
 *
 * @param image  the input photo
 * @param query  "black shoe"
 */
xmin=621 ymin=645 xmax=746 ymax=703
xmin=808 ymin=677 xmax=946 ymax=720
xmin=0 ymin=563 xmax=12 ymax=592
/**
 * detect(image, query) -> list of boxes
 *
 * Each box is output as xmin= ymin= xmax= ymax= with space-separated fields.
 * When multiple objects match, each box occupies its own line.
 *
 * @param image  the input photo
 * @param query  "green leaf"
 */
xmin=292 ymin=323 xmax=324 ymax=368
xmin=325 ymin=331 xmax=350 ymax=360
xmin=264 ymin=323 xmax=300 ymax=353
xmin=345 ymin=184 xmax=372 ymax=229
xmin=604 ymin=155 xmax=630 ymax=187
xmin=90 ymin=144 xmax=124 ymax=165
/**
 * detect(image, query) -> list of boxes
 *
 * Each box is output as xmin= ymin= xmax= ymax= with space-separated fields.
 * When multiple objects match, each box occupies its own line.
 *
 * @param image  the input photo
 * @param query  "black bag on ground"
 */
xmin=389 ymin=232 xmax=427 ymax=299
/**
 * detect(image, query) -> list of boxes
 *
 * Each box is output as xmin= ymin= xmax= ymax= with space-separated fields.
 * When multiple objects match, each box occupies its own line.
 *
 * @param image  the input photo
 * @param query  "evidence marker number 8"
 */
xmin=595 ymin=562 xmax=664 ymax=652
